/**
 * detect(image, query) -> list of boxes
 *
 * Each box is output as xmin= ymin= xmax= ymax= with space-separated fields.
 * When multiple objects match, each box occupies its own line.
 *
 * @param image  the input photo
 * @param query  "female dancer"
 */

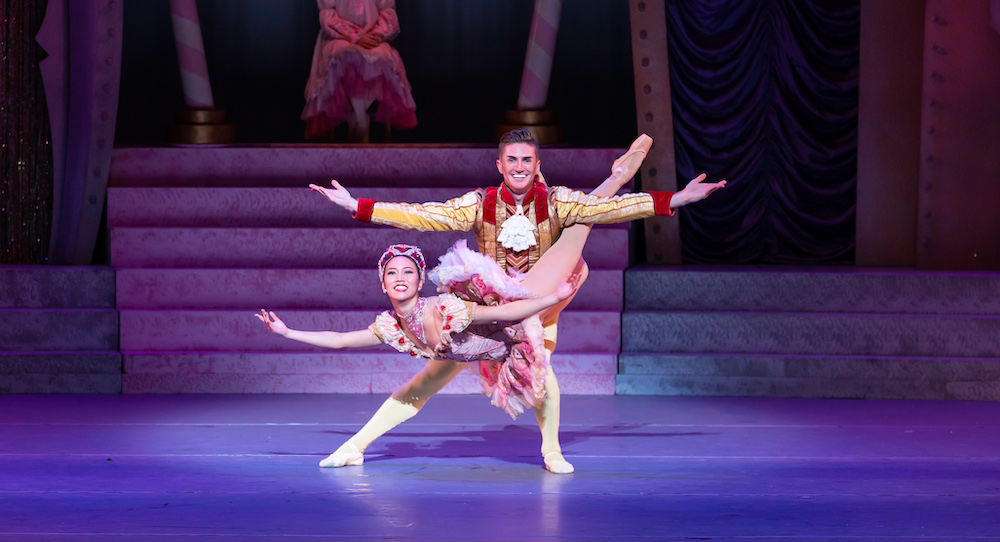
xmin=256 ymin=237 xmax=586 ymax=469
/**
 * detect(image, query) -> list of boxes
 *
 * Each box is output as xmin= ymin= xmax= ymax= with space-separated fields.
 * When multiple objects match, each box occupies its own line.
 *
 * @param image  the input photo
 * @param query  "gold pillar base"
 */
xmin=167 ymin=108 xmax=236 ymax=145
xmin=496 ymin=109 xmax=565 ymax=144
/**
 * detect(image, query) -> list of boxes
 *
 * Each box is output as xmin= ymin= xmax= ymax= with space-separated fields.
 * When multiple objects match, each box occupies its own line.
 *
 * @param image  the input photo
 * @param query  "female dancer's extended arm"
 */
xmin=255 ymin=310 xmax=383 ymax=349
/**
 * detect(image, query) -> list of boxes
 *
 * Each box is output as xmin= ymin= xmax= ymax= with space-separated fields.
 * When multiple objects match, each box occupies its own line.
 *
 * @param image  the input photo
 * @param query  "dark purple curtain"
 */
xmin=667 ymin=0 xmax=859 ymax=264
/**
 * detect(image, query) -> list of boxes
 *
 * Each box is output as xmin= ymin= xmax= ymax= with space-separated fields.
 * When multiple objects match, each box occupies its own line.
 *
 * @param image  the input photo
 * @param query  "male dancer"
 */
xmin=312 ymin=129 xmax=725 ymax=473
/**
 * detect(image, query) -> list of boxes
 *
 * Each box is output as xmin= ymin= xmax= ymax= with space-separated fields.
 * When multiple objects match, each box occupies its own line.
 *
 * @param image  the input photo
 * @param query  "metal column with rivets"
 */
xmin=917 ymin=0 xmax=1000 ymax=270
xmin=628 ymin=0 xmax=679 ymax=265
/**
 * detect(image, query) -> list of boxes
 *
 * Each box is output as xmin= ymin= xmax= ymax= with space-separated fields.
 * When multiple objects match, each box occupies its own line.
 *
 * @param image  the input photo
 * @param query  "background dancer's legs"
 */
xmin=347 ymin=97 xmax=373 ymax=143
xmin=320 ymin=359 xmax=466 ymax=467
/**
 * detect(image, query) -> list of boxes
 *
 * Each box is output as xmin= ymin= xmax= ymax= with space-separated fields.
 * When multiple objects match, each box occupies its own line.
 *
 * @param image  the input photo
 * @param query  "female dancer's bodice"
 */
xmin=370 ymin=293 xmax=526 ymax=363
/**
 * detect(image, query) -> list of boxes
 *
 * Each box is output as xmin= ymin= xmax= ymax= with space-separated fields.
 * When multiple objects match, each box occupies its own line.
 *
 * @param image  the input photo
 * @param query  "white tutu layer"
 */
xmin=428 ymin=240 xmax=533 ymax=301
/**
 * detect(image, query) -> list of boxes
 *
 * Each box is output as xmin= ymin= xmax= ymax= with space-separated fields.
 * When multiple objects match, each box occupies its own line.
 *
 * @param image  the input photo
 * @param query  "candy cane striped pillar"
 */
xmin=497 ymin=0 xmax=565 ymax=143
xmin=169 ymin=0 xmax=213 ymax=108
xmin=166 ymin=0 xmax=235 ymax=144
xmin=517 ymin=0 xmax=561 ymax=110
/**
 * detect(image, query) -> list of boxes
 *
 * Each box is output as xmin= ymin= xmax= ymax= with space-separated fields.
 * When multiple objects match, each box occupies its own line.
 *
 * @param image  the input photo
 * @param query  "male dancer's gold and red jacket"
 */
xmin=353 ymin=181 xmax=675 ymax=274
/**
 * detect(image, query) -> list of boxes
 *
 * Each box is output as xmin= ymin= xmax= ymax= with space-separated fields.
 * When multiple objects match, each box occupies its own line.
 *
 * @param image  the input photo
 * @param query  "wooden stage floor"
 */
xmin=2 ymin=394 xmax=1000 ymax=541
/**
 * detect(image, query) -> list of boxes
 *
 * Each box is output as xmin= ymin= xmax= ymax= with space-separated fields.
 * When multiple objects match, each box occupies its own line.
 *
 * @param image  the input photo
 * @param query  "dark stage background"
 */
xmin=667 ymin=2 xmax=859 ymax=264
xmin=116 ymin=0 xmax=637 ymax=147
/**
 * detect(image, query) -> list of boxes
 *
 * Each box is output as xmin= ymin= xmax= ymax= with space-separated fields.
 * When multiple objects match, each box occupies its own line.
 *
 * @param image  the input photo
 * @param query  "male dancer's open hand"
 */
xmin=310 ymin=180 xmax=359 ymax=213
xmin=671 ymin=173 xmax=727 ymax=207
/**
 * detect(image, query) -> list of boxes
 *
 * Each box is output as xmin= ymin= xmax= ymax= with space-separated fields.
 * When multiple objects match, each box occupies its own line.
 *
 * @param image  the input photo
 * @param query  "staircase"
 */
xmin=0 ymin=266 xmax=120 ymax=393
xmin=108 ymin=145 xmax=631 ymax=394
xmin=618 ymin=267 xmax=1000 ymax=400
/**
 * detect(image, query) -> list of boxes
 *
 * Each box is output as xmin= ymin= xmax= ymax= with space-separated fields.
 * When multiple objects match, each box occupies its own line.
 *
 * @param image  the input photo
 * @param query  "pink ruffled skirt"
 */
xmin=303 ymin=41 xmax=417 ymax=138
xmin=429 ymin=241 xmax=550 ymax=419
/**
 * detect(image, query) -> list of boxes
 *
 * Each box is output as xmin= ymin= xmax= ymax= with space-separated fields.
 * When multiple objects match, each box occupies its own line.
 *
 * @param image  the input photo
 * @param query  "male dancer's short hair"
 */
xmin=497 ymin=129 xmax=540 ymax=159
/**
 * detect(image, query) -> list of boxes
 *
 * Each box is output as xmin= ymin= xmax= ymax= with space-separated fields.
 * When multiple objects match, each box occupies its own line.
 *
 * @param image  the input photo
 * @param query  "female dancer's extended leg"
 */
xmin=518 ymin=136 xmax=646 ymax=298
xmin=319 ymin=358 xmax=466 ymax=467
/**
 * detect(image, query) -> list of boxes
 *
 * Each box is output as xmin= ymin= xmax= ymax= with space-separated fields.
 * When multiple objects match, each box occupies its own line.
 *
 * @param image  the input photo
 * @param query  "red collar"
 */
xmin=498 ymin=181 xmax=549 ymax=221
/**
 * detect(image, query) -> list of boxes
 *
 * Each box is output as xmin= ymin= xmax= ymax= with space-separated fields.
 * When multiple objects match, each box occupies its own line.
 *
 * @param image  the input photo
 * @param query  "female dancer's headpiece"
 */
xmin=378 ymin=244 xmax=426 ymax=281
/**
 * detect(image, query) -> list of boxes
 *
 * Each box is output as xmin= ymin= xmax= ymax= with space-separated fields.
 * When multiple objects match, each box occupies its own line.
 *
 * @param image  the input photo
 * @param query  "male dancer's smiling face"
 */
xmin=496 ymin=142 xmax=540 ymax=196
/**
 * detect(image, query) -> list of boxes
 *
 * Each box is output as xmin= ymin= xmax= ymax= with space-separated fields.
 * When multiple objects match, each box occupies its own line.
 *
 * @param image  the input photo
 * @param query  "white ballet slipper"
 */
xmin=543 ymin=451 xmax=574 ymax=474
xmin=319 ymin=442 xmax=363 ymax=468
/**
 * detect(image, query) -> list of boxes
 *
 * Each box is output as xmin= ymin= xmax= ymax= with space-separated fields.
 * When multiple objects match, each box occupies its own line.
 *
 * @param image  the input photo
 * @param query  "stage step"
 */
xmin=115 ymin=268 xmax=622 ymax=310
xmin=625 ymin=267 xmax=1000 ymax=315
xmin=0 ymin=266 xmax=115 ymax=308
xmin=0 ymin=353 xmax=121 ymax=394
xmin=622 ymin=311 xmax=1000 ymax=358
xmin=110 ymin=227 xmax=629 ymax=269
xmin=618 ymin=268 xmax=1000 ymax=400
xmin=119 ymin=309 xmax=620 ymax=353
xmin=616 ymin=353 xmax=1000 ymax=400
xmin=120 ymin=352 xmax=616 ymax=394
xmin=108 ymin=187 xmax=632 ymax=228
xmin=109 ymin=146 xmax=626 ymax=188
xmin=0 ymin=267 xmax=120 ymax=393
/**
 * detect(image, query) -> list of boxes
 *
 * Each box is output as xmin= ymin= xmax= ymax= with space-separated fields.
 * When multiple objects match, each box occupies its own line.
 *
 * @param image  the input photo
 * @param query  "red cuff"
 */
xmin=354 ymin=198 xmax=376 ymax=222
xmin=651 ymin=191 xmax=676 ymax=216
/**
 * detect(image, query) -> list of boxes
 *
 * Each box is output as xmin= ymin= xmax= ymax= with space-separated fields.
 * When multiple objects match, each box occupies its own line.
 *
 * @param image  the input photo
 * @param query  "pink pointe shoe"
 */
xmin=319 ymin=442 xmax=363 ymax=468
xmin=610 ymin=133 xmax=653 ymax=184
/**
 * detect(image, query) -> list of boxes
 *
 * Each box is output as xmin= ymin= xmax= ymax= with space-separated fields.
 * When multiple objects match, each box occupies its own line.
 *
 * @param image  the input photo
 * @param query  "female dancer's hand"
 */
xmin=309 ymin=180 xmax=359 ymax=213
xmin=255 ymin=309 xmax=289 ymax=336
xmin=554 ymin=271 xmax=583 ymax=302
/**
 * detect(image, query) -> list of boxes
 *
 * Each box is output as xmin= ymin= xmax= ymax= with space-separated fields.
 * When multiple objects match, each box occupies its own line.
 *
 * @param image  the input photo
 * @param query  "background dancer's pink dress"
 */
xmin=303 ymin=0 xmax=417 ymax=138
xmin=369 ymin=242 xmax=548 ymax=419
